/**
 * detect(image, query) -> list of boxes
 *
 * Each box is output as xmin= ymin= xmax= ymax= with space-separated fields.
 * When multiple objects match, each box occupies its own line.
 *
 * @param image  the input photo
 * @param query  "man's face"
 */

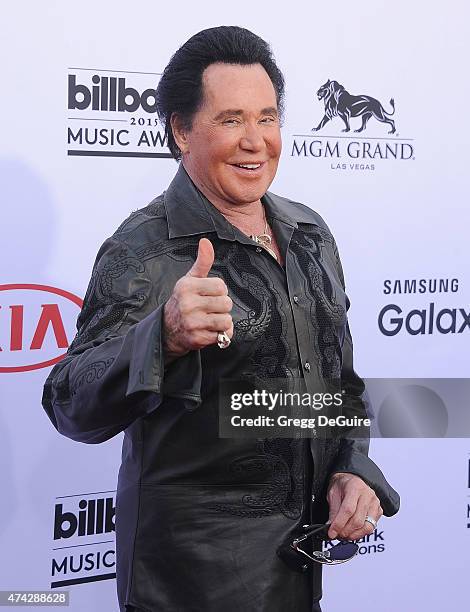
xmin=176 ymin=62 xmax=282 ymax=207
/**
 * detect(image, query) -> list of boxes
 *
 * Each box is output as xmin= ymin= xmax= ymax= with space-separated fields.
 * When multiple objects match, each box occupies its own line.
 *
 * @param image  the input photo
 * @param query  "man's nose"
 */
xmin=239 ymin=123 xmax=264 ymax=151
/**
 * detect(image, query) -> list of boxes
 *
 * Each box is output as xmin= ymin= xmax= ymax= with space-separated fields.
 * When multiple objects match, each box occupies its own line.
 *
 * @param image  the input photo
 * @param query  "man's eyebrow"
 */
xmin=214 ymin=109 xmax=244 ymax=121
xmin=213 ymin=107 xmax=279 ymax=121
xmin=260 ymin=107 xmax=279 ymax=116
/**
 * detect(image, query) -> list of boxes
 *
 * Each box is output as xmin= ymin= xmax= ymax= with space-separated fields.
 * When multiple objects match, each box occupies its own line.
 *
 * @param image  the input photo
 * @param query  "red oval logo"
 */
xmin=0 ymin=284 xmax=83 ymax=373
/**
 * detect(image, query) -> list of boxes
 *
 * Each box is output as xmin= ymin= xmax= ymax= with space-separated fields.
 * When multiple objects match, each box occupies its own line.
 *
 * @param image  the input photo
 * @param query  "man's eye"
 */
xmin=223 ymin=119 xmax=239 ymax=125
xmin=260 ymin=116 xmax=276 ymax=124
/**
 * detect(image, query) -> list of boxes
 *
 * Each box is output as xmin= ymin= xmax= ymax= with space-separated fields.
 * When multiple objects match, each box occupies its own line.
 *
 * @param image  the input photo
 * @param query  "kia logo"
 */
xmin=0 ymin=284 xmax=82 ymax=373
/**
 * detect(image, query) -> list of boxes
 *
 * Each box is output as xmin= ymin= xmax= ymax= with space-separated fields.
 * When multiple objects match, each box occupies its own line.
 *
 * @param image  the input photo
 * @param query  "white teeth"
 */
xmin=237 ymin=163 xmax=261 ymax=169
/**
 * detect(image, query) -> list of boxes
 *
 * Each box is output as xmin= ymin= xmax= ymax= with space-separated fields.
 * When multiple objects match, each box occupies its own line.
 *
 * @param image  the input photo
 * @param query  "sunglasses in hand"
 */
xmin=277 ymin=522 xmax=359 ymax=572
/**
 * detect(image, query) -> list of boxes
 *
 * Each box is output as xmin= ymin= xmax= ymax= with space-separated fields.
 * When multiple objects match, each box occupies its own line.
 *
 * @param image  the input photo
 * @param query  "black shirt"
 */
xmin=42 ymin=163 xmax=399 ymax=611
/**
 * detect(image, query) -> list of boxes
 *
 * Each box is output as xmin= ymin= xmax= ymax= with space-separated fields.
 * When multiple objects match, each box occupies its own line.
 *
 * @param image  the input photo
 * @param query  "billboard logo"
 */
xmin=54 ymin=497 xmax=115 ymax=540
xmin=67 ymin=68 xmax=172 ymax=159
xmin=51 ymin=491 xmax=116 ymax=588
xmin=68 ymin=74 xmax=157 ymax=113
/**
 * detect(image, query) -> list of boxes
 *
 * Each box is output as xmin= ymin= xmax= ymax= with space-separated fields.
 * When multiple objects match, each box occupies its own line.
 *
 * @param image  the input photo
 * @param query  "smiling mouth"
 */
xmin=230 ymin=162 xmax=265 ymax=171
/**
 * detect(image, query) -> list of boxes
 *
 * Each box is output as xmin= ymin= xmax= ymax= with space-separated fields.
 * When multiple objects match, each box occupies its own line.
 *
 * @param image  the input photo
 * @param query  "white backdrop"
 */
xmin=1 ymin=1 xmax=469 ymax=610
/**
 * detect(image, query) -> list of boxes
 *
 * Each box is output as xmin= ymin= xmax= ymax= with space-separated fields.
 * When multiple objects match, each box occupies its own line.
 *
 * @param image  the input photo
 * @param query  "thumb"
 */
xmin=186 ymin=238 xmax=215 ymax=278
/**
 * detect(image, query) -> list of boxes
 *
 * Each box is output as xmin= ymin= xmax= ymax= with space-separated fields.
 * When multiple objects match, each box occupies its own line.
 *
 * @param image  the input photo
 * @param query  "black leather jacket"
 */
xmin=42 ymin=164 xmax=399 ymax=612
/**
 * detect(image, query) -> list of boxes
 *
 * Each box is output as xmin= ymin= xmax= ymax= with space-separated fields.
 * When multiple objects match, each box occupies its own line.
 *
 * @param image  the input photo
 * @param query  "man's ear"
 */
xmin=170 ymin=113 xmax=190 ymax=155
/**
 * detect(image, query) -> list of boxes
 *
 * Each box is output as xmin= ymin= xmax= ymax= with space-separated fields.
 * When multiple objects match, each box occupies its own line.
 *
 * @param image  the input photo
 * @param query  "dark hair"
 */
xmin=156 ymin=26 xmax=285 ymax=160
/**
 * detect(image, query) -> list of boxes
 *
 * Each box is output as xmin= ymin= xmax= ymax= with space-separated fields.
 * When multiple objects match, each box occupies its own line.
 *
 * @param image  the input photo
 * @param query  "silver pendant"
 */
xmin=250 ymin=233 xmax=278 ymax=261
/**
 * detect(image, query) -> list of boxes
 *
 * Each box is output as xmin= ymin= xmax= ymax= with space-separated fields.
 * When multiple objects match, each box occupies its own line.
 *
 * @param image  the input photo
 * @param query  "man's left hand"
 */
xmin=326 ymin=472 xmax=383 ymax=540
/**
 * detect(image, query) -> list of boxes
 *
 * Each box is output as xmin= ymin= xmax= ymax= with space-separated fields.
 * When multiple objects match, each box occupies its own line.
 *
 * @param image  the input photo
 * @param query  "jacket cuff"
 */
xmin=125 ymin=303 xmax=202 ymax=410
xmin=330 ymin=449 xmax=400 ymax=517
xmin=126 ymin=304 xmax=165 ymax=397
xmin=162 ymin=349 xmax=203 ymax=410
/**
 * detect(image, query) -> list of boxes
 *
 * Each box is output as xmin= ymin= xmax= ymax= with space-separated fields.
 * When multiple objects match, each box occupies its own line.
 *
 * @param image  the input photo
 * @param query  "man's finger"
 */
xmin=195 ymin=295 xmax=233 ymax=313
xmin=340 ymin=492 xmax=371 ymax=539
xmin=347 ymin=500 xmax=382 ymax=540
xmin=328 ymin=492 xmax=359 ymax=539
xmin=327 ymin=489 xmax=342 ymax=535
xmin=204 ymin=313 xmax=233 ymax=332
xmin=186 ymin=238 xmax=215 ymax=278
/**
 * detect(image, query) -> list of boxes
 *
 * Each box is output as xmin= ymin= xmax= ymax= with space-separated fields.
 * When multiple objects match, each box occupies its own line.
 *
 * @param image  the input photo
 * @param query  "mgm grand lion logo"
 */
xmin=312 ymin=80 xmax=396 ymax=134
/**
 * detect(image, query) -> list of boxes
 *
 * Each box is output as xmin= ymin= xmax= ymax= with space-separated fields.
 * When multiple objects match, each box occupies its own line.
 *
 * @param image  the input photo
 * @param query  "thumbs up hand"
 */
xmin=163 ymin=238 xmax=233 ymax=360
xmin=186 ymin=236 xmax=215 ymax=279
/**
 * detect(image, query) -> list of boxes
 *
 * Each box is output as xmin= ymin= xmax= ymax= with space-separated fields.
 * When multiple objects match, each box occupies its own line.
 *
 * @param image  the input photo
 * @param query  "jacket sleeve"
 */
xmin=41 ymin=235 xmax=202 ymax=444
xmin=328 ymin=239 xmax=400 ymax=517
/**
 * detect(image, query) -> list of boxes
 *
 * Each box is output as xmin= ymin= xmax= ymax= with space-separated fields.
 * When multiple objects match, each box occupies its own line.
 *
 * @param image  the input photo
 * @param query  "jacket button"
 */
xmin=304 ymin=362 xmax=311 ymax=372
xmin=293 ymin=296 xmax=299 ymax=304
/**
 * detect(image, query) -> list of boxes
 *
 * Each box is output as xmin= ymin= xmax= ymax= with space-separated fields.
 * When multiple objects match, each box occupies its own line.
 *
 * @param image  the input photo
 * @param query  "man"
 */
xmin=42 ymin=26 xmax=399 ymax=611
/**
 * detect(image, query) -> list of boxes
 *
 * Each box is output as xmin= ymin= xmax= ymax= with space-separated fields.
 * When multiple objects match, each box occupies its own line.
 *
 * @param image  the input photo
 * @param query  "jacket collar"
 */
xmin=163 ymin=163 xmax=318 ymax=240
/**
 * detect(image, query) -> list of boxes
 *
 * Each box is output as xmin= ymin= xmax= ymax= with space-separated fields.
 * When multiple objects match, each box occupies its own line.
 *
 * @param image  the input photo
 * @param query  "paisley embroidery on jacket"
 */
xmin=208 ymin=439 xmax=305 ymax=519
xmin=232 ymin=271 xmax=271 ymax=342
xmin=289 ymin=227 xmax=346 ymax=380
xmin=158 ymin=240 xmax=303 ymax=518
xmin=70 ymin=358 xmax=115 ymax=396
xmin=135 ymin=237 xmax=293 ymax=378
xmin=70 ymin=245 xmax=146 ymax=351
xmin=211 ymin=242 xmax=293 ymax=378
xmin=134 ymin=238 xmax=199 ymax=264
